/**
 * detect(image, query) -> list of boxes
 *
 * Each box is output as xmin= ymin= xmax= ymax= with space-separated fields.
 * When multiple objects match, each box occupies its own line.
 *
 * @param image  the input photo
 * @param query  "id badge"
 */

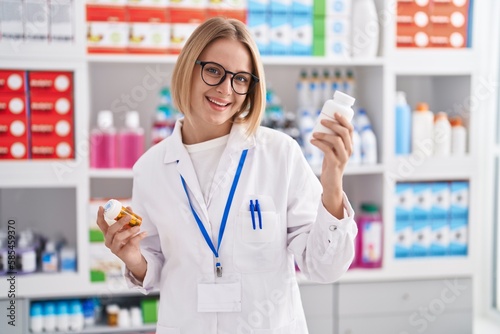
xmin=197 ymin=273 xmax=241 ymax=313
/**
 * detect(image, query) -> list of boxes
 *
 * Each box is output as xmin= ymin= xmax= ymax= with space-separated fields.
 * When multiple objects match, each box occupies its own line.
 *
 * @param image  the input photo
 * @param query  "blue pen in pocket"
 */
xmin=249 ymin=200 xmax=256 ymax=230
xmin=255 ymin=199 xmax=262 ymax=229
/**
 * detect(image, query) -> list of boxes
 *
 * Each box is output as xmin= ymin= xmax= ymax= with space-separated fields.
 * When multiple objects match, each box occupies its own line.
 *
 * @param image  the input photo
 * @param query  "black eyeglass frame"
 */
xmin=195 ymin=60 xmax=260 ymax=95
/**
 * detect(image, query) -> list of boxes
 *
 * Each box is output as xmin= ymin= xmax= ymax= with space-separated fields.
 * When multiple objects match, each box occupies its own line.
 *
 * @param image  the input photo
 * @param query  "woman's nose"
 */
xmin=216 ymin=75 xmax=232 ymax=95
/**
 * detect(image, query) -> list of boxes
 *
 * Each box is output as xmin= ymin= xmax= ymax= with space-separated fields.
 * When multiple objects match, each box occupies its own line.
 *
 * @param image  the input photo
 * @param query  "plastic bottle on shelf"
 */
xmin=43 ymin=302 xmax=56 ymax=332
xmin=351 ymin=0 xmax=380 ymax=58
xmin=56 ymin=301 xmax=69 ymax=332
xmin=310 ymin=69 xmax=322 ymax=113
xmin=360 ymin=124 xmax=378 ymax=164
xmin=349 ymin=125 xmax=362 ymax=166
xmin=451 ymin=116 xmax=467 ymax=155
xmin=68 ymin=300 xmax=84 ymax=331
xmin=90 ymin=110 xmax=117 ymax=168
xmin=313 ymin=90 xmax=355 ymax=135
xmin=354 ymin=108 xmax=371 ymax=131
xmin=357 ymin=203 xmax=383 ymax=268
xmin=82 ymin=299 xmax=96 ymax=327
xmin=297 ymin=69 xmax=310 ymax=110
xmin=41 ymin=240 xmax=59 ymax=273
xmin=343 ymin=69 xmax=356 ymax=98
xmin=395 ymin=91 xmax=411 ymax=155
xmin=16 ymin=231 xmax=37 ymax=274
xmin=118 ymin=110 xmax=145 ymax=169
xmin=433 ymin=111 xmax=451 ymax=156
xmin=60 ymin=246 xmax=77 ymax=272
xmin=299 ymin=109 xmax=323 ymax=168
xmin=321 ymin=69 xmax=332 ymax=105
xmin=412 ymin=102 xmax=434 ymax=155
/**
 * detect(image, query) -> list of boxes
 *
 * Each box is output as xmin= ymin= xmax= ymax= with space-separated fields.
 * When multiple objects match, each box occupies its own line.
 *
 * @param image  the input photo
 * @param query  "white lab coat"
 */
xmin=125 ymin=119 xmax=357 ymax=334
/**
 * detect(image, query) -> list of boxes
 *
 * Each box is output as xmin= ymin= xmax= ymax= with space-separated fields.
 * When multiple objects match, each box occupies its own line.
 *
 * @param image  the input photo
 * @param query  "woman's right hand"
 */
xmin=96 ymin=206 xmax=148 ymax=280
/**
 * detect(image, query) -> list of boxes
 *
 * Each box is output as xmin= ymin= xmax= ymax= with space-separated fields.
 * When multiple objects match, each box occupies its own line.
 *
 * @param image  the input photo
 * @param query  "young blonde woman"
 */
xmin=96 ymin=17 xmax=357 ymax=334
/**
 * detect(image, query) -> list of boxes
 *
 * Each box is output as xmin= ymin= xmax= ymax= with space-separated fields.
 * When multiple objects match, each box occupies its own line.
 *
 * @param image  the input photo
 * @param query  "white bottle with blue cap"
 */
xmin=313 ymin=90 xmax=355 ymax=135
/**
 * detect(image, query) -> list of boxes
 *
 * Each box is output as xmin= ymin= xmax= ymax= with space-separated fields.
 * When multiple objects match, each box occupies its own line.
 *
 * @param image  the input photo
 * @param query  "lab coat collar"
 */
xmin=163 ymin=118 xmax=256 ymax=165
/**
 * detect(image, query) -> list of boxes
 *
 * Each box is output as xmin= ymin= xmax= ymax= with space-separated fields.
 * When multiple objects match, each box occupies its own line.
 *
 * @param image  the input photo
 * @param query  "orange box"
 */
xmin=0 ymin=70 xmax=26 ymax=93
xmin=170 ymin=7 xmax=206 ymax=24
xmin=206 ymin=9 xmax=247 ymax=23
xmin=87 ymin=5 xmax=129 ymax=53
xmin=0 ymin=94 xmax=27 ymax=117
xmin=128 ymin=7 xmax=171 ymax=53
xmin=29 ymin=93 xmax=73 ymax=117
xmin=28 ymin=71 xmax=73 ymax=95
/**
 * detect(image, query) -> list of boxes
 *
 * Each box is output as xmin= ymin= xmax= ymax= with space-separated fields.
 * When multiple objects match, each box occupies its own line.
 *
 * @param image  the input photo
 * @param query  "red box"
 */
xmin=0 ymin=117 xmax=28 ymax=139
xmin=0 ymin=94 xmax=27 ymax=117
xmin=170 ymin=7 xmax=206 ymax=24
xmin=206 ymin=9 xmax=247 ymax=24
xmin=31 ymin=114 xmax=73 ymax=139
xmin=30 ymin=93 xmax=73 ymax=116
xmin=0 ymin=138 xmax=29 ymax=159
xmin=28 ymin=71 xmax=73 ymax=95
xmin=31 ymin=137 xmax=74 ymax=159
xmin=0 ymin=70 xmax=26 ymax=93
xmin=128 ymin=7 xmax=171 ymax=54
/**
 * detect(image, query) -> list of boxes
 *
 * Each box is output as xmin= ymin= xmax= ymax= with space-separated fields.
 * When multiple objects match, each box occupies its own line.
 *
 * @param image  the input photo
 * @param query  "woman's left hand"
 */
xmin=310 ymin=112 xmax=353 ymax=218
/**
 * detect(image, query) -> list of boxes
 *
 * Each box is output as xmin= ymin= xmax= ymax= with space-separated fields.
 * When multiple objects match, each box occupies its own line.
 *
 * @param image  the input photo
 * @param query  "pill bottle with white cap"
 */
xmin=313 ymin=90 xmax=355 ymax=135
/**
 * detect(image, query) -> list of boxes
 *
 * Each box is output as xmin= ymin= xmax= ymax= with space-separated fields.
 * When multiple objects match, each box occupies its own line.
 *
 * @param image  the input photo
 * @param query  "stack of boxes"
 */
xmin=0 ymin=70 xmax=74 ymax=160
xmin=0 ymin=71 xmax=29 ymax=159
xmin=86 ymin=0 xmax=246 ymax=54
xmin=29 ymin=71 xmax=74 ymax=159
xmin=394 ymin=181 xmax=469 ymax=259
xmin=396 ymin=0 xmax=471 ymax=48
xmin=313 ymin=0 xmax=351 ymax=58
xmin=0 ymin=0 xmax=74 ymax=44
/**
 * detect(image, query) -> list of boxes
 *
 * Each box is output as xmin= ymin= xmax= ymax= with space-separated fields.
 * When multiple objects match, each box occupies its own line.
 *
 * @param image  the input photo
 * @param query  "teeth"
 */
xmin=208 ymin=98 xmax=228 ymax=106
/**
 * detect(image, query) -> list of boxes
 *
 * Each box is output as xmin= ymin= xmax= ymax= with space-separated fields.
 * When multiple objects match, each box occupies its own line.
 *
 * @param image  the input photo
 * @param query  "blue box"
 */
xmin=291 ymin=13 xmax=312 ymax=55
xmin=394 ymin=183 xmax=413 ymax=258
xmin=412 ymin=183 xmax=432 ymax=257
xmin=270 ymin=12 xmax=292 ymax=55
xmin=430 ymin=182 xmax=450 ymax=256
xmin=248 ymin=11 xmax=271 ymax=55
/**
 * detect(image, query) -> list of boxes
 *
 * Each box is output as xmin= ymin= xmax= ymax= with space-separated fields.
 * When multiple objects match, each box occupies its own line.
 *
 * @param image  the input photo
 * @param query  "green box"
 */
xmin=313 ymin=36 xmax=325 ymax=57
xmin=141 ymin=298 xmax=159 ymax=324
xmin=90 ymin=270 xmax=105 ymax=282
xmin=313 ymin=15 xmax=325 ymax=38
xmin=313 ymin=0 xmax=325 ymax=16
xmin=89 ymin=229 xmax=105 ymax=242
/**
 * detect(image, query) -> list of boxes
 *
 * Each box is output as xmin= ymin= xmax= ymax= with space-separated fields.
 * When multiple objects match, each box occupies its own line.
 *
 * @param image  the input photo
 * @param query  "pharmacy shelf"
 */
xmin=389 ymin=49 xmax=477 ymax=75
xmin=42 ymin=324 xmax=157 ymax=334
xmin=89 ymin=169 xmax=134 ymax=179
xmin=387 ymin=155 xmax=474 ymax=181
xmin=339 ymin=256 xmax=474 ymax=283
xmin=86 ymin=53 xmax=385 ymax=67
xmin=0 ymin=161 xmax=87 ymax=187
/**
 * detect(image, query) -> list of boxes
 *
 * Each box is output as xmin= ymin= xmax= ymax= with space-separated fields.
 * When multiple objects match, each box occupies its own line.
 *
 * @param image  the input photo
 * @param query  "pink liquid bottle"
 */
xmin=90 ymin=110 xmax=117 ymax=168
xmin=118 ymin=111 xmax=144 ymax=168
xmin=357 ymin=203 xmax=383 ymax=268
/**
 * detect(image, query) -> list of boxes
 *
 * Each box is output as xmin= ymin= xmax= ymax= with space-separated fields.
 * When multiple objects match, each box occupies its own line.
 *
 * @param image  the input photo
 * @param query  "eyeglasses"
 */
xmin=195 ymin=60 xmax=260 ymax=95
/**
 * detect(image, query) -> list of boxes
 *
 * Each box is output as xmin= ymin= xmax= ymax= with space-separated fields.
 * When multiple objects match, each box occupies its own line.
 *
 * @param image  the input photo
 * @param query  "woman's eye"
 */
xmin=234 ymin=74 xmax=249 ymax=84
xmin=206 ymin=67 xmax=221 ymax=76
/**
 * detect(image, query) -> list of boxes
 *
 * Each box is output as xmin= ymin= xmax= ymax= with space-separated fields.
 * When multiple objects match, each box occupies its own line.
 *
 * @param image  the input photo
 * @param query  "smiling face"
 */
xmin=182 ymin=38 xmax=253 ymax=144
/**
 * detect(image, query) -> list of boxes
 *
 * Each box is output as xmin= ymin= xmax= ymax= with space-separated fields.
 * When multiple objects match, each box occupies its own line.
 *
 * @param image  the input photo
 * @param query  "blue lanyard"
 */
xmin=180 ymin=149 xmax=248 ymax=277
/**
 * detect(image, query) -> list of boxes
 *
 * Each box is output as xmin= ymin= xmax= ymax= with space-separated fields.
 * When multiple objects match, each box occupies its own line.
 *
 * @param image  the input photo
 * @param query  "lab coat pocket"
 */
xmin=155 ymin=324 xmax=180 ymax=334
xmin=234 ymin=196 xmax=281 ymax=273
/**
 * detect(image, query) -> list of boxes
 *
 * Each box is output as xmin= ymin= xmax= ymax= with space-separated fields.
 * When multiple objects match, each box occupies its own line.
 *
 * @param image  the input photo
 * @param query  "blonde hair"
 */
xmin=171 ymin=17 xmax=266 ymax=136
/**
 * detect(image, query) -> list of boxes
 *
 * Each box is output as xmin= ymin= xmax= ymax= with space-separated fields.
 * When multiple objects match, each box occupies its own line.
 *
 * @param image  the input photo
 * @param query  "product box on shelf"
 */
xmin=0 ymin=70 xmax=27 ymax=94
xmin=291 ymin=12 xmax=313 ymax=55
xmin=449 ymin=181 xmax=469 ymax=255
xmin=0 ymin=0 xmax=24 ymax=41
xmin=292 ymin=0 xmax=313 ymax=15
xmin=270 ymin=0 xmax=291 ymax=14
xmin=0 ymin=117 xmax=29 ymax=159
xmin=270 ymin=12 xmax=292 ymax=55
xmin=411 ymin=183 xmax=432 ymax=257
xmin=247 ymin=11 xmax=270 ymax=55
xmin=28 ymin=71 xmax=73 ymax=95
xmin=394 ymin=183 xmax=413 ymax=258
xmin=128 ymin=7 xmax=171 ymax=53
xmin=24 ymin=0 xmax=50 ymax=43
xmin=249 ymin=0 xmax=269 ymax=13
xmin=396 ymin=0 xmax=471 ymax=48
xmin=49 ymin=0 xmax=75 ymax=44
xmin=430 ymin=182 xmax=451 ymax=256
xmin=86 ymin=5 xmax=129 ymax=53
xmin=0 ymin=94 xmax=27 ymax=116
xmin=29 ymin=94 xmax=73 ymax=116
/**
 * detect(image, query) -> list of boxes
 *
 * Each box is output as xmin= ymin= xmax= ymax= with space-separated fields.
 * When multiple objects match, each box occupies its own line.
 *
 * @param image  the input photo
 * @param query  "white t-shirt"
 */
xmin=184 ymin=134 xmax=229 ymax=205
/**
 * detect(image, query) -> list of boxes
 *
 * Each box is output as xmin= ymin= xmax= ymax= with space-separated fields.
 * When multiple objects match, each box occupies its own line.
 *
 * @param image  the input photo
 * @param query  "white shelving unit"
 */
xmin=1 ymin=0 xmax=491 ymax=332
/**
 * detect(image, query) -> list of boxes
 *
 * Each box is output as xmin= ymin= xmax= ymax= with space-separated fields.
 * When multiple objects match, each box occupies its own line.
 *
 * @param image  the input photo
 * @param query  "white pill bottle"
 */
xmin=313 ymin=90 xmax=355 ymax=135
